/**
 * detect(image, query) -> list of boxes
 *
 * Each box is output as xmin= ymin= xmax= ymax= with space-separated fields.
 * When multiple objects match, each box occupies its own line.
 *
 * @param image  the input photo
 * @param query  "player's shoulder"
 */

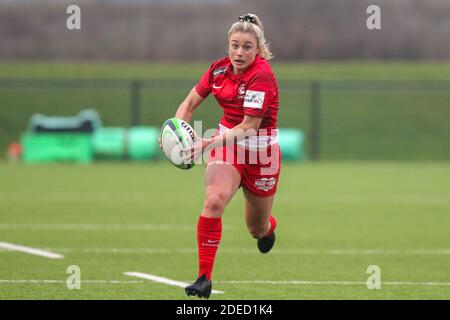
xmin=248 ymin=57 xmax=276 ymax=82
xmin=207 ymin=56 xmax=231 ymax=76
xmin=255 ymin=56 xmax=273 ymax=70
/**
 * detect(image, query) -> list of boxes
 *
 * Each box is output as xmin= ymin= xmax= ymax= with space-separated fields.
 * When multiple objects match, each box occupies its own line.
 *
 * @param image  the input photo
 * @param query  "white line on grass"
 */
xmin=1 ymin=278 xmax=449 ymax=287
xmin=0 ymin=242 xmax=64 ymax=259
xmin=0 ymin=280 xmax=143 ymax=284
xmin=123 ymin=272 xmax=225 ymax=294
xmin=216 ymin=280 xmax=450 ymax=287
xmin=276 ymin=194 xmax=450 ymax=205
xmin=3 ymin=247 xmax=449 ymax=255
xmin=0 ymin=224 xmax=232 ymax=231
xmin=0 ymin=224 xmax=197 ymax=231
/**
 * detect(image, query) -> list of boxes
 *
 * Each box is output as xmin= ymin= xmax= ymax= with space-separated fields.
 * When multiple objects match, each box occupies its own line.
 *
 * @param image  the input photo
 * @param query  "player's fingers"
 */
xmin=158 ymin=137 xmax=162 ymax=150
xmin=180 ymin=146 xmax=194 ymax=162
xmin=193 ymin=130 xmax=201 ymax=143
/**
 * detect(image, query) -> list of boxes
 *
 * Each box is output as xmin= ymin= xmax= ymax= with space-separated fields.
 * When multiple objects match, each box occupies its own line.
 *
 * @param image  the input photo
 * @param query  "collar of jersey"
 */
xmin=226 ymin=55 xmax=261 ymax=80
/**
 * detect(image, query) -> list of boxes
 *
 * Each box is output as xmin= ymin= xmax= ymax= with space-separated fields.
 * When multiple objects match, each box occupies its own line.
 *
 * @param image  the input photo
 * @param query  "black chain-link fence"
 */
xmin=1 ymin=79 xmax=449 ymax=161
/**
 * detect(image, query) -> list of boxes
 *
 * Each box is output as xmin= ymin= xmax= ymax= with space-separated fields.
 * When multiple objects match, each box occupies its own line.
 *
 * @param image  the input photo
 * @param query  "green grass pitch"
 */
xmin=0 ymin=161 xmax=449 ymax=299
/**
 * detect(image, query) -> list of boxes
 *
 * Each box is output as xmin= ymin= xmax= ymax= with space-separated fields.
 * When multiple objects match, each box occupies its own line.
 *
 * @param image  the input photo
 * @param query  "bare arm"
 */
xmin=183 ymin=114 xmax=263 ymax=162
xmin=184 ymin=115 xmax=263 ymax=161
xmin=207 ymin=115 xmax=263 ymax=148
xmin=175 ymin=87 xmax=205 ymax=123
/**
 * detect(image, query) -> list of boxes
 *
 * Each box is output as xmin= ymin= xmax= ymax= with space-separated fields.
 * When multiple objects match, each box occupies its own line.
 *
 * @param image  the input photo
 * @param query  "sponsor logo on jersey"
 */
xmin=238 ymin=83 xmax=246 ymax=95
xmin=213 ymin=67 xmax=227 ymax=77
xmin=244 ymin=90 xmax=265 ymax=109
xmin=254 ymin=177 xmax=276 ymax=191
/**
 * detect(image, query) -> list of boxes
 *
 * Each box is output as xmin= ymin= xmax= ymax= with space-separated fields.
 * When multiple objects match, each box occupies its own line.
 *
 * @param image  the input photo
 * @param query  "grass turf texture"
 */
xmin=0 ymin=161 xmax=449 ymax=299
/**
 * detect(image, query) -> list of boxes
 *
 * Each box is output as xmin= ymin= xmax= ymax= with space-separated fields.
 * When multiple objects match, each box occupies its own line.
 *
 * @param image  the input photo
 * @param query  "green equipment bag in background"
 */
xmin=278 ymin=128 xmax=306 ymax=161
xmin=21 ymin=133 xmax=92 ymax=164
xmin=127 ymin=127 xmax=160 ymax=161
xmin=92 ymin=127 xmax=160 ymax=160
xmin=91 ymin=127 xmax=126 ymax=160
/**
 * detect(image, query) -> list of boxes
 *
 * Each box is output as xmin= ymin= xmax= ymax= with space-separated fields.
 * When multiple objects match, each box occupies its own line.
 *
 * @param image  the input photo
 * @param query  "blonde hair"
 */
xmin=228 ymin=13 xmax=273 ymax=60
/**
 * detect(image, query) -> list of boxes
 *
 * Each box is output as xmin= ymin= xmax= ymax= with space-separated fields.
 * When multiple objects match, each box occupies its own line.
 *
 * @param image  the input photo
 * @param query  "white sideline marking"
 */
xmin=276 ymin=194 xmax=450 ymax=205
xmin=2 ymin=247 xmax=448 ymax=256
xmin=0 ymin=242 xmax=64 ymax=259
xmin=123 ymin=272 xmax=225 ymax=294
xmin=0 ymin=224 xmax=196 ymax=231
xmin=0 ymin=280 xmax=143 ymax=284
xmin=216 ymin=280 xmax=450 ymax=287
xmin=1 ymin=278 xmax=449 ymax=288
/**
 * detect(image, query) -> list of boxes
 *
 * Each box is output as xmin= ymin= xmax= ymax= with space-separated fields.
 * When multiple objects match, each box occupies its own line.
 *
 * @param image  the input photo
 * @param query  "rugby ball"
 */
xmin=160 ymin=118 xmax=196 ymax=169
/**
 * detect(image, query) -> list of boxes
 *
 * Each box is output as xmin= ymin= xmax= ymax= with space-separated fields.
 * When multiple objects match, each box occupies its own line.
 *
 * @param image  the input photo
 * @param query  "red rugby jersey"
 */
xmin=195 ymin=55 xmax=279 ymax=130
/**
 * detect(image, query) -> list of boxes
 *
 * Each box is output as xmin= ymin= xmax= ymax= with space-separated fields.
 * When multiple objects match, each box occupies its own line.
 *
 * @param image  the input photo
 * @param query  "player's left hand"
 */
xmin=181 ymin=136 xmax=212 ymax=163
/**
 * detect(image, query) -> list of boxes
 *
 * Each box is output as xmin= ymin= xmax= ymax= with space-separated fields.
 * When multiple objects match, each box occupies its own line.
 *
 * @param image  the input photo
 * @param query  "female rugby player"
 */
xmin=173 ymin=14 xmax=280 ymax=299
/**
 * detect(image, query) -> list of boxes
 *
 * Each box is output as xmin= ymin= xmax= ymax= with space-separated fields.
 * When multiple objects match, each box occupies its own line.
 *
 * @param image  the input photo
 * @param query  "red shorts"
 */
xmin=206 ymin=142 xmax=281 ymax=197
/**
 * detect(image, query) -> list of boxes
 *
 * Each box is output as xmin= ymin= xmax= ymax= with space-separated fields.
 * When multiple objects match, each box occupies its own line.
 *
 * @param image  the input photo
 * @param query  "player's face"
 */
xmin=228 ymin=32 xmax=259 ymax=74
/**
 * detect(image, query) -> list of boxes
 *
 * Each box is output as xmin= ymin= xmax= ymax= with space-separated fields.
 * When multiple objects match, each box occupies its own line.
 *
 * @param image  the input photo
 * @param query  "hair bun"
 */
xmin=238 ymin=14 xmax=257 ymax=24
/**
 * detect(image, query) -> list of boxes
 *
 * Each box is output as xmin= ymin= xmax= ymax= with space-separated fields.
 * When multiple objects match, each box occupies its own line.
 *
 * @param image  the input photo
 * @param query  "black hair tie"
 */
xmin=238 ymin=14 xmax=257 ymax=24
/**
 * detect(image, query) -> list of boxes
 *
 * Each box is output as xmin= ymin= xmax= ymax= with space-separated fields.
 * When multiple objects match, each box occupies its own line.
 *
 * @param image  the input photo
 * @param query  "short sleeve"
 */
xmin=195 ymin=65 xmax=213 ymax=98
xmin=243 ymin=72 xmax=274 ymax=118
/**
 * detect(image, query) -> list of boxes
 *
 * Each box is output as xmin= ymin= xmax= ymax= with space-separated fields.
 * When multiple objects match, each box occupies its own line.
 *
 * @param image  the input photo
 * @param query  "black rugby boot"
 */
xmin=185 ymin=274 xmax=212 ymax=299
xmin=257 ymin=231 xmax=276 ymax=254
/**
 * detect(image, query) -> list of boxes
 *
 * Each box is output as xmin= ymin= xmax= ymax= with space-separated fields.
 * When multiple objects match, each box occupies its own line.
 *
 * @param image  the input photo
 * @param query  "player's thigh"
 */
xmin=203 ymin=162 xmax=242 ymax=208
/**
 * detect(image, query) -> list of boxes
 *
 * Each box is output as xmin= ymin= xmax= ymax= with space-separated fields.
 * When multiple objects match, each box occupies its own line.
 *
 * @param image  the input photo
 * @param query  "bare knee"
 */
xmin=203 ymin=193 xmax=228 ymax=217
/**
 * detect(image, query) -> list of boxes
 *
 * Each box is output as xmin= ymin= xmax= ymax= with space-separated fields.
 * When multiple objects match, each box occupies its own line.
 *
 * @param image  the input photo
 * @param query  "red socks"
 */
xmin=265 ymin=215 xmax=277 ymax=238
xmin=197 ymin=215 xmax=222 ymax=280
xmin=196 ymin=215 xmax=276 ymax=280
